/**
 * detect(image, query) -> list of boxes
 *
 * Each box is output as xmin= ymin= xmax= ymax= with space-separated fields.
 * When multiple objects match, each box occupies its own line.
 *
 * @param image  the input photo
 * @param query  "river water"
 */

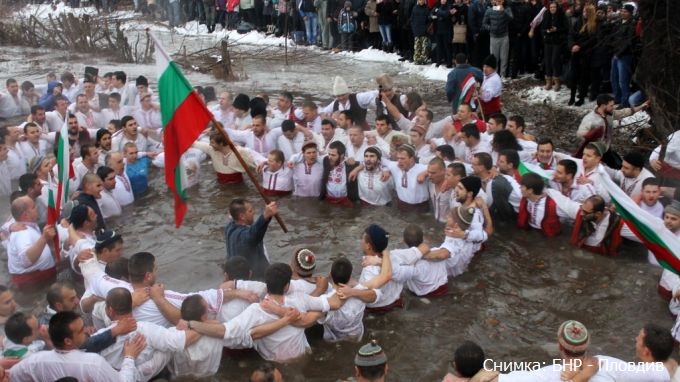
xmin=0 ymin=32 xmax=673 ymax=381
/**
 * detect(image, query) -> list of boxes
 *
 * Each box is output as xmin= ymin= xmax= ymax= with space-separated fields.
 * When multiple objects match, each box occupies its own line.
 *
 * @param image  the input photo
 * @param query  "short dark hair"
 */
xmin=642 ymin=323 xmax=674 ymax=362
xmin=97 ymin=166 xmax=115 ymax=181
xmin=121 ymin=115 xmax=135 ymax=128
xmin=30 ymin=105 xmax=44 ymax=115
xmin=108 ymin=92 xmax=121 ymax=102
xmin=128 ymin=252 xmax=155 ymax=284
xmin=330 ymin=257 xmax=353 ymax=285
xmin=106 ymin=288 xmax=132 ymax=316
xmin=19 ymin=173 xmax=38 ymax=192
xmin=642 ymin=177 xmax=660 ymax=188
xmin=223 ymin=256 xmax=251 ymax=280
xmin=403 ymin=224 xmax=423 ymax=247
xmin=375 ymin=115 xmax=390 ymax=125
xmin=5 ymin=78 xmax=17 ymax=87
xmin=492 ymin=130 xmax=522 ymax=152
xmin=229 ymin=198 xmax=249 ymax=220
xmin=264 ymin=263 xmax=292 ymax=295
xmin=584 ymin=143 xmax=603 ymax=157
xmin=499 ymin=149 xmax=520 ymax=170
xmin=105 ymin=257 xmax=129 ymax=280
xmin=328 ymin=140 xmax=347 ymax=156
xmin=23 ymin=122 xmax=38 ymax=135
xmin=596 ymin=93 xmax=615 ymax=107
xmin=461 ymin=123 xmax=480 ymax=140
xmin=46 ymin=281 xmax=75 ymax=310
xmin=113 ymin=71 xmax=127 ymax=83
xmin=209 ymin=130 xmax=228 ymax=146
xmin=520 ymin=173 xmax=545 ymax=195
xmin=281 ymin=120 xmax=296 ymax=133
xmin=489 ymin=113 xmax=507 ymax=128
xmin=49 ymin=311 xmax=81 ymax=349
xmin=280 ymin=91 xmax=293 ymax=103
xmin=448 ymin=162 xmax=466 ymax=177
xmin=181 ymin=295 xmax=206 ymax=321
xmin=80 ymin=143 xmax=95 ymax=159
xmin=454 ymin=341 xmax=485 ymax=378
xmin=558 ymin=159 xmax=578 ymax=177
xmin=5 ymin=312 xmax=33 ymax=345
xmin=586 ymin=195 xmax=606 ymax=212
xmin=508 ymin=115 xmax=525 ymax=131
xmin=268 ymin=149 xmax=284 ymax=163
xmin=454 ymin=53 xmax=467 ymax=64
xmin=340 ymin=110 xmax=354 ymax=124
xmin=473 ymin=152 xmax=493 ymax=170
xmin=357 ymin=364 xmax=387 ymax=380
xmin=436 ymin=145 xmax=456 ymax=161
xmin=537 ymin=137 xmax=554 ymax=149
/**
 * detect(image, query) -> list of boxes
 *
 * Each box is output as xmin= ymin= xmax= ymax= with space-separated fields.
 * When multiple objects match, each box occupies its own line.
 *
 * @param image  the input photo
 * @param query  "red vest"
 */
xmin=569 ymin=211 xmax=624 ymax=256
xmin=517 ymin=196 xmax=562 ymax=237
xmin=479 ymin=96 xmax=501 ymax=117
xmin=288 ymin=107 xmax=304 ymax=124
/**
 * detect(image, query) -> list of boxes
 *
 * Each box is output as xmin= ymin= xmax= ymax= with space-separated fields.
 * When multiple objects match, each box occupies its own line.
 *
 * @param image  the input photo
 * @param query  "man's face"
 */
xmin=108 ymin=97 xmax=120 ymax=110
xmin=445 ymin=167 xmax=461 ymax=188
xmin=335 ymin=94 xmax=349 ymax=104
xmin=67 ymin=318 xmax=88 ymax=349
xmin=457 ymin=105 xmax=471 ymax=121
xmin=336 ymin=113 xmax=349 ymax=130
xmin=109 ymin=153 xmax=124 ymax=174
xmin=427 ymin=164 xmax=445 ymax=184
xmin=77 ymin=97 xmax=89 ymax=113
xmin=303 ymin=107 xmax=317 ymax=122
xmin=321 ymin=124 xmax=334 ymax=141
xmin=31 ymin=178 xmax=44 ymax=198
xmin=303 ymin=147 xmax=318 ymax=164
xmin=520 ymin=184 xmax=531 ymax=199
xmin=124 ymin=119 xmax=138 ymax=136
xmin=218 ymin=93 xmax=231 ymax=109
xmin=620 ymin=161 xmax=638 ymax=178
xmin=136 ymin=84 xmax=148 ymax=95
xmin=103 ymin=171 xmax=116 ymax=190
xmin=33 ymin=109 xmax=46 ymax=125
xmin=621 ymin=8 xmax=631 ymax=20
xmin=7 ymin=126 xmax=20 ymax=143
xmin=23 ymin=198 xmax=39 ymax=222
xmin=241 ymin=202 xmax=256 ymax=225
xmin=553 ymin=164 xmax=570 ymax=184
xmin=664 ymin=212 xmax=680 ymax=233
xmin=101 ymin=242 xmax=124 ymax=262
xmin=506 ymin=120 xmax=521 ymax=137
xmin=55 ymin=99 xmax=68 ymax=114
xmin=99 ymin=134 xmax=112 ymax=151
xmin=375 ymin=120 xmax=390 ymax=136
xmin=471 ymin=157 xmax=484 ymax=175
xmin=124 ymin=146 xmax=138 ymax=164
xmin=641 ymin=185 xmax=660 ymax=206
xmin=25 ymin=126 xmax=41 ymax=144
xmin=86 ymin=179 xmax=104 ymax=199
xmin=364 ymin=152 xmax=379 ymax=171
xmin=408 ymin=131 xmax=424 ymax=146
xmin=497 ymin=155 xmax=513 ymax=175
xmin=6 ymin=82 xmax=18 ymax=96
xmin=455 ymin=182 xmax=469 ymax=203
xmin=25 ymin=315 xmax=40 ymax=344
xmin=251 ymin=118 xmax=266 ymax=136
xmin=328 ymin=148 xmax=342 ymax=167
xmin=487 ymin=119 xmax=503 ymax=134
xmin=604 ymin=101 xmax=615 ymax=115
xmin=83 ymin=82 xmax=95 ymax=95
xmin=537 ymin=143 xmax=553 ymax=163
xmin=282 ymin=129 xmax=296 ymax=140
xmin=112 ymin=76 xmax=123 ymax=88
xmin=267 ymin=154 xmax=282 ymax=172
xmin=277 ymin=96 xmax=291 ymax=112
xmin=141 ymin=96 xmax=152 ymax=109
xmin=580 ymin=201 xmax=599 ymax=222
xmin=0 ymin=291 xmax=17 ymax=317
xmin=59 ymin=287 xmax=80 ymax=312
xmin=581 ymin=148 xmax=600 ymax=169
xmin=86 ymin=147 xmax=99 ymax=165
xmin=415 ymin=109 xmax=431 ymax=128
xmin=634 ymin=329 xmax=646 ymax=361
xmin=348 ymin=128 xmax=363 ymax=146
xmin=396 ymin=151 xmax=412 ymax=171
xmin=68 ymin=118 xmax=79 ymax=135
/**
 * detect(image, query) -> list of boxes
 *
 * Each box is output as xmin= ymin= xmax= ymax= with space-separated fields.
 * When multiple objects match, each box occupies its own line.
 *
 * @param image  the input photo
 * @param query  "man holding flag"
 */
xmin=445 ymin=53 xmax=483 ymax=114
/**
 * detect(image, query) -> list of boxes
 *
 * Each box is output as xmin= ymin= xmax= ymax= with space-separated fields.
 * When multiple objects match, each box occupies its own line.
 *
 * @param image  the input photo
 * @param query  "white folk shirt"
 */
xmin=113 ymin=172 xmax=135 ymax=206
xmin=276 ymin=132 xmax=306 ymax=161
xmin=218 ymin=280 xmax=267 ymax=322
xmin=462 ymin=140 xmax=492 ymax=164
xmin=346 ymin=137 xmax=390 ymax=163
xmin=7 ymin=144 xmax=26 ymax=180
xmin=548 ymin=179 xmax=596 ymax=204
xmin=68 ymin=234 xmax=96 ymax=275
xmin=605 ymin=166 xmax=655 ymax=198
xmin=292 ymin=156 xmax=324 ymax=197
xmin=227 ymin=128 xmax=282 ymax=156
xmin=406 ymin=259 xmax=448 ymax=296
xmin=233 ymin=114 xmax=252 ymax=130
xmin=96 ymin=321 xmax=185 ymax=382
xmin=326 ymin=163 xmax=348 ymax=198
xmin=8 ymin=349 xmax=137 ymax=382
xmin=112 ymin=132 xmax=158 ymax=153
xmin=440 ymin=235 xmax=478 ymax=277
xmin=98 ymin=189 xmax=122 ymax=219
xmin=358 ymin=168 xmax=393 ymax=206
xmin=384 ymin=161 xmax=429 ymax=204
xmin=263 ymin=166 xmax=294 ymax=192
xmin=210 ymin=105 xmax=235 ymax=130
xmin=0 ymin=91 xmax=30 ymax=118
xmin=416 ymin=144 xmax=435 ymax=165
xmin=321 ymin=129 xmax=348 ymax=155
xmin=525 ymin=195 xmax=547 ymax=229
xmin=73 ymin=159 xmax=100 ymax=187
xmin=0 ymin=161 xmax=11 ymax=197
xmin=75 ymin=110 xmax=104 ymax=131
xmin=429 ymin=182 xmax=452 ymax=223
xmin=169 ymin=336 xmax=223 ymax=378
xmin=8 ymin=223 xmax=55 ymax=274
xmin=318 ymin=287 xmax=366 ymax=342
xmin=359 ymin=247 xmax=422 ymax=308
xmin=480 ymin=72 xmax=502 ymax=102
xmin=270 ymin=107 xmax=304 ymax=129
xmin=319 ymin=90 xmax=378 ymax=114
xmin=101 ymin=106 xmax=136 ymax=123
xmin=575 ymin=162 xmax=609 ymax=202
xmin=226 ymin=294 xmax=330 ymax=362
xmin=18 ymin=141 xmax=48 ymax=164
xmin=134 ymin=108 xmax=162 ymax=131
xmin=650 ymin=131 xmax=680 ymax=169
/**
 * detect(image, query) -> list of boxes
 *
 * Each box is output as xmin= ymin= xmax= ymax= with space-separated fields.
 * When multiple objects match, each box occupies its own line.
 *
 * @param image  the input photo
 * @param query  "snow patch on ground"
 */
xmin=17 ymin=3 xmax=136 ymax=20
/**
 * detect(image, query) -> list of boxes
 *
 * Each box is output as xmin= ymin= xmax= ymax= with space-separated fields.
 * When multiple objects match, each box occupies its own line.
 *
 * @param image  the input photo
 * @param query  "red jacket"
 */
xmin=569 ymin=210 xmax=624 ymax=256
xmin=517 ymin=196 xmax=562 ymax=237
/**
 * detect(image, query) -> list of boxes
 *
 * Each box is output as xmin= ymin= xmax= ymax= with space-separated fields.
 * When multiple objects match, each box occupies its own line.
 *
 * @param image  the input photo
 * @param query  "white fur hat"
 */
xmin=333 ymin=76 xmax=350 ymax=96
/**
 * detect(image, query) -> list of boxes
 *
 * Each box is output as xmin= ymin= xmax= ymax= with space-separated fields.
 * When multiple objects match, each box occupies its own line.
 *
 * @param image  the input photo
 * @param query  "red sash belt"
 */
xmin=217 ymin=172 xmax=244 ymax=184
xmin=11 ymin=267 xmax=57 ymax=288
xmin=365 ymin=297 xmax=404 ymax=315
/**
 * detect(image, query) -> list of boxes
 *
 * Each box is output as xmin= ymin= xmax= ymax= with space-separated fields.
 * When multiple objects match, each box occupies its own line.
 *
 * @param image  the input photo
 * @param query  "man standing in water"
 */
xmin=225 ymin=199 xmax=278 ymax=280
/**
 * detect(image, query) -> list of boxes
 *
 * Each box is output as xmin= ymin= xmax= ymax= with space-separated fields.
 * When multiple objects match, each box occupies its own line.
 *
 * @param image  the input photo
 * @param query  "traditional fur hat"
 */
xmin=332 ymin=76 xmax=350 ymax=96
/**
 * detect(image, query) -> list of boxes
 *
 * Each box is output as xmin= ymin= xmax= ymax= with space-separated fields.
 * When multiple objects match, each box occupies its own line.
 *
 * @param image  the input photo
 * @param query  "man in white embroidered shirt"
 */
xmin=357 ymin=147 xmax=393 ymax=206
xmin=383 ymin=144 xmax=430 ymax=212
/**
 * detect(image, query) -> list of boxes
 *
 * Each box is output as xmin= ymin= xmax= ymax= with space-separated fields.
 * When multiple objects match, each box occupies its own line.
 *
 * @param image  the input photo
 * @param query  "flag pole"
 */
xmin=210 ymin=119 xmax=289 ymax=233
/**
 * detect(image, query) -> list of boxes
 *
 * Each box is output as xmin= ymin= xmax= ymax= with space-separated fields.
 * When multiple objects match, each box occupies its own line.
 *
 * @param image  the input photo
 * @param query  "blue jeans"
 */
xmin=379 ymin=23 xmax=392 ymax=44
xmin=611 ymin=55 xmax=632 ymax=107
xmin=167 ymin=0 xmax=181 ymax=26
xmin=303 ymin=12 xmax=318 ymax=44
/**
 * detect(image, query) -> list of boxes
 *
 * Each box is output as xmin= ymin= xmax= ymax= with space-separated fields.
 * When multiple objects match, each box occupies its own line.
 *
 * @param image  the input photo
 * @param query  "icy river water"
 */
xmin=0 ymin=30 xmax=673 ymax=381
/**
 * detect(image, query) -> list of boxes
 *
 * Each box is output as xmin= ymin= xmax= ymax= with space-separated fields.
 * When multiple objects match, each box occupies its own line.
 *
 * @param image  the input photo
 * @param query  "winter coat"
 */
xmin=365 ymin=0 xmax=379 ymax=32
xmin=376 ymin=0 xmax=396 ymax=25
xmin=398 ymin=0 xmax=416 ymax=30
xmin=467 ymin=0 xmax=487 ymax=36
xmin=338 ymin=7 xmax=358 ymax=32
xmin=540 ymin=9 xmax=568 ymax=45
xmin=431 ymin=3 xmax=453 ymax=35
xmin=451 ymin=2 xmax=467 ymax=25
xmin=481 ymin=5 xmax=513 ymax=38
xmin=509 ymin=1 xmax=530 ymax=37
xmin=609 ymin=18 xmax=635 ymax=57
xmin=569 ymin=18 xmax=598 ymax=66
xmin=411 ymin=2 xmax=430 ymax=37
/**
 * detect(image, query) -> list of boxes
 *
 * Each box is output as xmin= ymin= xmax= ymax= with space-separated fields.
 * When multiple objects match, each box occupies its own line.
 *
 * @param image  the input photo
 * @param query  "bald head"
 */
xmin=11 ymin=196 xmax=35 ymax=222
xmin=106 ymin=152 xmax=125 ymax=174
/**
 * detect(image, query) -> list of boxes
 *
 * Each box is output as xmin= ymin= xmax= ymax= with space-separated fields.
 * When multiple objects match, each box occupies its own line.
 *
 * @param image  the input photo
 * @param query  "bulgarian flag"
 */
xmin=52 ymin=114 xmax=74 ymax=262
xmin=518 ymin=161 xmax=554 ymax=182
xmin=600 ymin=170 xmax=680 ymax=275
xmin=150 ymin=32 xmax=213 ymax=227
xmin=459 ymin=73 xmax=478 ymax=109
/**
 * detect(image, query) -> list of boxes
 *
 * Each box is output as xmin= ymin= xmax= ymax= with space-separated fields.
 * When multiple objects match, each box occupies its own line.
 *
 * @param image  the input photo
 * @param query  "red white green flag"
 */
xmin=518 ymin=161 xmax=554 ymax=181
xmin=600 ymin=170 xmax=680 ymax=275
xmin=150 ymin=32 xmax=213 ymax=227
xmin=52 ymin=115 xmax=73 ymax=261
xmin=458 ymin=73 xmax=478 ymax=109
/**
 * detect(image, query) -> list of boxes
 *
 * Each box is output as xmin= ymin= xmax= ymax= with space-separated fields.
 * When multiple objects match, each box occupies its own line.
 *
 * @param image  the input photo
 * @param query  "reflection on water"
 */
xmin=0 ymin=40 xmax=673 ymax=381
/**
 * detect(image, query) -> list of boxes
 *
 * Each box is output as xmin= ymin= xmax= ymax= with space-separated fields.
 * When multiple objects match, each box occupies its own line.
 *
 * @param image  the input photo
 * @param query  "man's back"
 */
xmin=9 ymin=349 xmax=131 ymax=382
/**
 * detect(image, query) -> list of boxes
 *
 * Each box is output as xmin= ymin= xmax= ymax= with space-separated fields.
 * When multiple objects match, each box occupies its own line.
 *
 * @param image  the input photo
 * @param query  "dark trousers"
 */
xmin=569 ymin=55 xmax=590 ymax=101
xmin=435 ymin=33 xmax=452 ymax=65
xmin=543 ymin=43 xmax=562 ymax=77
